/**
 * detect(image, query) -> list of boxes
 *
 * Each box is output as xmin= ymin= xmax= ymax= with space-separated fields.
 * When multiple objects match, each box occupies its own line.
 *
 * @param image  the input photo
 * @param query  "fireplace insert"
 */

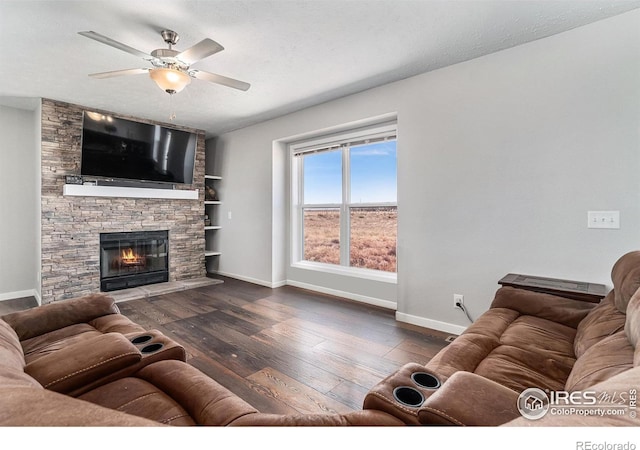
xmin=99 ymin=230 xmax=169 ymax=292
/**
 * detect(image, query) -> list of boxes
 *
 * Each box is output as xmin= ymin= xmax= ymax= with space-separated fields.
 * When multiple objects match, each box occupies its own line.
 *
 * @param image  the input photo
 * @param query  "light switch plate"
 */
xmin=587 ymin=211 xmax=620 ymax=229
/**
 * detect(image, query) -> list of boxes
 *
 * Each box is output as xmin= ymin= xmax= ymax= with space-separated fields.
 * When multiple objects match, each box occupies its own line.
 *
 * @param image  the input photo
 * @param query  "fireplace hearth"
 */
xmin=100 ymin=231 xmax=169 ymax=292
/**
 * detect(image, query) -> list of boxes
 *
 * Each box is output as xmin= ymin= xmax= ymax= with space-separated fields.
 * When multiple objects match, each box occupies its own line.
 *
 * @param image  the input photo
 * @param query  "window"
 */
xmin=290 ymin=122 xmax=397 ymax=279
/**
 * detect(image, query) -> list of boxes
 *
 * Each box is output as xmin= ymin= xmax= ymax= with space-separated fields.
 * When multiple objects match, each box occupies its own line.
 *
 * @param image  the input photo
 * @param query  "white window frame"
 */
xmin=289 ymin=122 xmax=397 ymax=284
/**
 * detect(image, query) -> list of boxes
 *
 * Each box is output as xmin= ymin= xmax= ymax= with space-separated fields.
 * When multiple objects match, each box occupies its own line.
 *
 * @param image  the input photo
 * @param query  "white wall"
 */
xmin=210 ymin=10 xmax=640 ymax=333
xmin=0 ymin=104 xmax=39 ymax=301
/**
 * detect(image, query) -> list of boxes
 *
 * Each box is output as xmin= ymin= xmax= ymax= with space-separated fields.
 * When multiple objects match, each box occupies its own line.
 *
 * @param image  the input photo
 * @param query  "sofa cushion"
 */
xmin=427 ymin=307 xmax=577 ymax=393
xmin=624 ymin=290 xmax=640 ymax=366
xmin=78 ymin=360 xmax=259 ymax=426
xmin=21 ymin=324 xmax=102 ymax=363
xmin=20 ymin=316 xmax=146 ymax=365
xmin=573 ymin=294 xmax=625 ymax=358
xmin=490 ymin=287 xmax=595 ymax=328
xmin=474 ymin=315 xmax=576 ymax=392
xmin=0 ymin=319 xmax=26 ymax=371
xmin=25 ymin=332 xmax=143 ymax=394
xmin=0 ymin=320 xmax=42 ymax=389
xmin=79 ymin=376 xmax=197 ymax=425
xmin=426 ymin=308 xmax=519 ymax=379
xmin=611 ymin=250 xmax=640 ymax=313
xmin=565 ymin=331 xmax=634 ymax=392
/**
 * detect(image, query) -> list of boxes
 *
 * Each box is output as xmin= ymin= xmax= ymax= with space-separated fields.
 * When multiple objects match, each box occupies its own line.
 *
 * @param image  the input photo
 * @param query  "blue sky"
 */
xmin=303 ymin=140 xmax=397 ymax=204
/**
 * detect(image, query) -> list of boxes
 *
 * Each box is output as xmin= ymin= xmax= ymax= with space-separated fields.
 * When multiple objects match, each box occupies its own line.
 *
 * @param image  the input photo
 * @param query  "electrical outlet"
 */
xmin=453 ymin=294 xmax=464 ymax=309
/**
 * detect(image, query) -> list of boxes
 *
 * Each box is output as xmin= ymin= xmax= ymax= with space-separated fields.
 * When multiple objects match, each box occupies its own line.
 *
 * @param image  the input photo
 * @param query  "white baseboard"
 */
xmin=286 ymin=280 xmax=397 ymax=310
xmin=0 ymin=289 xmax=39 ymax=302
xmin=212 ymin=271 xmax=285 ymax=289
xmin=33 ymin=289 xmax=42 ymax=306
xmin=395 ymin=312 xmax=467 ymax=335
xmin=212 ymin=271 xmax=396 ymax=309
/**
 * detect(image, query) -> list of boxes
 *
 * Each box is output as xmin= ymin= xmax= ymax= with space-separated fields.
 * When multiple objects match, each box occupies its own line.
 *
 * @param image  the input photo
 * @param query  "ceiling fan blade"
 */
xmin=191 ymin=70 xmax=250 ymax=91
xmin=78 ymin=31 xmax=153 ymax=60
xmin=88 ymin=68 xmax=150 ymax=79
xmin=176 ymin=38 xmax=224 ymax=65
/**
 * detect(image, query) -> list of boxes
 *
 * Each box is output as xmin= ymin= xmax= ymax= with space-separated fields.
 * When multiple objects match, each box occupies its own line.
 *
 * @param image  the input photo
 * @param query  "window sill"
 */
xmin=291 ymin=261 xmax=397 ymax=284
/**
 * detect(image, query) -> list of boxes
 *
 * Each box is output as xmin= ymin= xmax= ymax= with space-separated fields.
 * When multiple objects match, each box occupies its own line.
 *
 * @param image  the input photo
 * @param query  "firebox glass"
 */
xmin=99 ymin=231 xmax=168 ymax=284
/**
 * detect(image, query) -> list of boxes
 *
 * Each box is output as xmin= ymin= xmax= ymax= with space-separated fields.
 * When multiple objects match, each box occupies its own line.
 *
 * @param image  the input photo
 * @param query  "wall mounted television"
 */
xmin=80 ymin=111 xmax=197 ymax=185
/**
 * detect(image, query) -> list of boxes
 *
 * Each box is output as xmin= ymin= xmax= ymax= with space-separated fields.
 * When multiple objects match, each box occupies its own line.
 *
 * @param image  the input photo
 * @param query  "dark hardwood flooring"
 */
xmin=1 ymin=277 xmax=450 ymax=415
xmin=0 ymin=296 xmax=39 ymax=314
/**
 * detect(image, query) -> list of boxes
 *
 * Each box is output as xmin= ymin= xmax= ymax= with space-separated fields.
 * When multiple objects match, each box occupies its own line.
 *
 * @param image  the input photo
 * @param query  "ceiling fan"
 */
xmin=78 ymin=29 xmax=251 ymax=94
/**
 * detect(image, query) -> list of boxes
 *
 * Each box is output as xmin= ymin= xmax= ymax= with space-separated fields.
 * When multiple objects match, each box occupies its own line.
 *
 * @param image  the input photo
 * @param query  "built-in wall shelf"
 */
xmin=204 ymin=174 xmax=221 ymax=265
xmin=63 ymin=184 xmax=199 ymax=200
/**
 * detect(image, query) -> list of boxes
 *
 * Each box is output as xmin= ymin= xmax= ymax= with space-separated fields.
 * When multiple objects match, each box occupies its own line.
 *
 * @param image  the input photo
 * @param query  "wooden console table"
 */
xmin=498 ymin=273 xmax=607 ymax=303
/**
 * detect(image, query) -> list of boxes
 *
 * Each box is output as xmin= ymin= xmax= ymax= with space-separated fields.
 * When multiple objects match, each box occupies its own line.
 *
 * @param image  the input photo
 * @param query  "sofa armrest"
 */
xmin=135 ymin=360 xmax=259 ymax=426
xmin=2 ymin=294 xmax=120 ymax=341
xmin=491 ymin=286 xmax=596 ymax=329
xmin=417 ymin=371 xmax=521 ymax=426
xmin=25 ymin=332 xmax=141 ymax=394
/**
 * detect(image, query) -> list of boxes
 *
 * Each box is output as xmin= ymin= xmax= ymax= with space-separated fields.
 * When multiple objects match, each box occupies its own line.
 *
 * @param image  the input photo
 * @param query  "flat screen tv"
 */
xmin=80 ymin=111 xmax=197 ymax=185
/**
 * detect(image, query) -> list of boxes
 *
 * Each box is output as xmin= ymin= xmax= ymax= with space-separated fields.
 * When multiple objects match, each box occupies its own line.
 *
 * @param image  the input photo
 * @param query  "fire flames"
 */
xmin=120 ymin=248 xmax=144 ymax=266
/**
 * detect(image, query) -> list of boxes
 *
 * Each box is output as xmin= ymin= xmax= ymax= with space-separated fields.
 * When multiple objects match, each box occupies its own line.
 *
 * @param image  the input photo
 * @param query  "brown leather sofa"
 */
xmin=364 ymin=251 xmax=640 ymax=426
xmin=0 ymin=292 xmax=402 ymax=426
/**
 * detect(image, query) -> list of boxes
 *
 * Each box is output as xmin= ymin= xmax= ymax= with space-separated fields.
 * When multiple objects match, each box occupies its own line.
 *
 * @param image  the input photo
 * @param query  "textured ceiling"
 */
xmin=1 ymin=0 xmax=639 ymax=136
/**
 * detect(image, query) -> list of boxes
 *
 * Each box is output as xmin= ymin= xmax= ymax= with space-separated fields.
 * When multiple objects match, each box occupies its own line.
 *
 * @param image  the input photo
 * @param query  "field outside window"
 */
xmin=350 ymin=206 xmax=397 ymax=272
xmin=303 ymin=208 xmax=340 ymax=265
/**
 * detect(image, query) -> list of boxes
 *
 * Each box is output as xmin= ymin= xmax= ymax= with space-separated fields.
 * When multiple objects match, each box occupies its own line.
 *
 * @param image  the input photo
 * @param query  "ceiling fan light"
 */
xmin=149 ymin=68 xmax=191 ymax=94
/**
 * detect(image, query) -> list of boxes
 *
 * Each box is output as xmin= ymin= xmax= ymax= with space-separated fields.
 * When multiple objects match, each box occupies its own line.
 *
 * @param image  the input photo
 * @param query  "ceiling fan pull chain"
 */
xmin=169 ymin=93 xmax=176 ymax=121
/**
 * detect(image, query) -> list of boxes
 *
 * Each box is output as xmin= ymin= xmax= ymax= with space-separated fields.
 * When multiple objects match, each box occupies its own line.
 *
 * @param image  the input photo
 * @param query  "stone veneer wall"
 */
xmin=40 ymin=99 xmax=206 ymax=303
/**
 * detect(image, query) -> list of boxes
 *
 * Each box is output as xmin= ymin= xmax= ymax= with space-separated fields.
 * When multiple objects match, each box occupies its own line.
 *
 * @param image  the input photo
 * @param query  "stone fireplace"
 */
xmin=40 ymin=99 xmax=206 ymax=303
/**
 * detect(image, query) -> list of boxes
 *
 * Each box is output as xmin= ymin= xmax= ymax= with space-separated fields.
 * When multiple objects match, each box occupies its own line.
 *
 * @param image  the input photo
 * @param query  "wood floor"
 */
xmin=2 ymin=277 xmax=450 ymax=415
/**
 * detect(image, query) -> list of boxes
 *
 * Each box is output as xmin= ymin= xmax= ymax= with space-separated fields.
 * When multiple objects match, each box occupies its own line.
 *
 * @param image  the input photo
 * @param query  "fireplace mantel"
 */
xmin=62 ymin=184 xmax=199 ymax=200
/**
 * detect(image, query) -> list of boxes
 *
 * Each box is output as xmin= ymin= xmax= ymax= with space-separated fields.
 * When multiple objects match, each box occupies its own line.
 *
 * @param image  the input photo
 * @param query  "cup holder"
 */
xmin=130 ymin=335 xmax=153 ymax=345
xmin=411 ymin=372 xmax=441 ymax=389
xmin=392 ymin=386 xmax=425 ymax=408
xmin=140 ymin=343 xmax=164 ymax=354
